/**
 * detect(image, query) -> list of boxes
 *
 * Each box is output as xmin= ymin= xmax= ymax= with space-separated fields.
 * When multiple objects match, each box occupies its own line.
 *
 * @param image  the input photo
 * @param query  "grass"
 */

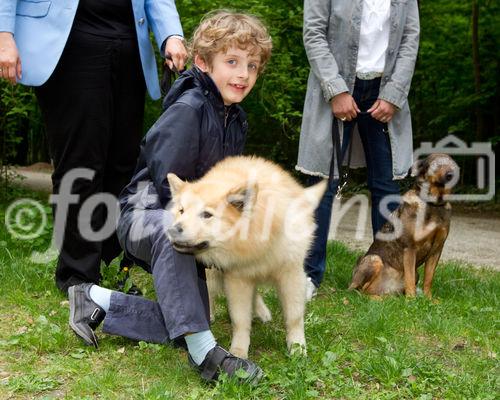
xmin=0 ymin=187 xmax=499 ymax=399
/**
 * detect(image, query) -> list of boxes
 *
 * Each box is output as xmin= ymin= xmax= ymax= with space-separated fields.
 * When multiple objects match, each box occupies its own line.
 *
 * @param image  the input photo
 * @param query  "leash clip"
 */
xmin=336 ymin=174 xmax=348 ymax=199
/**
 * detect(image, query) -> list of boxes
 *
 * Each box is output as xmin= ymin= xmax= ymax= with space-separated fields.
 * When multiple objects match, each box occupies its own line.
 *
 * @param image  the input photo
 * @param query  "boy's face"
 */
xmin=196 ymin=46 xmax=260 ymax=105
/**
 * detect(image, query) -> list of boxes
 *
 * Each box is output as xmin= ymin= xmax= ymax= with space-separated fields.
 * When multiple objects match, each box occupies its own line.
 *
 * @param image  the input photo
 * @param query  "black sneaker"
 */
xmin=190 ymin=345 xmax=263 ymax=384
xmin=68 ymin=283 xmax=106 ymax=348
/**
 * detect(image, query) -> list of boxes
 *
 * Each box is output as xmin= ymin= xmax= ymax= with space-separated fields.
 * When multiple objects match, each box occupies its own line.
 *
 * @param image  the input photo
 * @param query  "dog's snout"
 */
xmin=167 ymin=223 xmax=183 ymax=238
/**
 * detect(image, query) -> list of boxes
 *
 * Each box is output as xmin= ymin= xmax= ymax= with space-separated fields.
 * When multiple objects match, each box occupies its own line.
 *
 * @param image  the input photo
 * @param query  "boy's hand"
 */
xmin=331 ymin=92 xmax=360 ymax=122
xmin=0 ymin=32 xmax=22 ymax=84
xmin=368 ymin=99 xmax=396 ymax=123
xmin=164 ymin=36 xmax=188 ymax=72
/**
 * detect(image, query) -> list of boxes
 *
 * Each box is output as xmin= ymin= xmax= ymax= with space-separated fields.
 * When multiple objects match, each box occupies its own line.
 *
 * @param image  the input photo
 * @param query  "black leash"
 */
xmin=329 ymin=111 xmax=371 ymax=199
xmin=160 ymin=54 xmax=184 ymax=96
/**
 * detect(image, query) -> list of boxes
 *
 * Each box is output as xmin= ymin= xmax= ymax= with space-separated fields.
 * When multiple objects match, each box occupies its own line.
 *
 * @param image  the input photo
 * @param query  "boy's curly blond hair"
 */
xmin=190 ymin=10 xmax=272 ymax=73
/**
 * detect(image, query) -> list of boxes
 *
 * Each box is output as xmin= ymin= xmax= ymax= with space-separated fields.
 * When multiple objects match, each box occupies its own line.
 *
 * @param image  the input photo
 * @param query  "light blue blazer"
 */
xmin=0 ymin=0 xmax=183 ymax=99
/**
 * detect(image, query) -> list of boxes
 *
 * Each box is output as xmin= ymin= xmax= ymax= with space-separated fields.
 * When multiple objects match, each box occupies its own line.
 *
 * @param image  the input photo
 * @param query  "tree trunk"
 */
xmin=472 ymin=0 xmax=484 ymax=141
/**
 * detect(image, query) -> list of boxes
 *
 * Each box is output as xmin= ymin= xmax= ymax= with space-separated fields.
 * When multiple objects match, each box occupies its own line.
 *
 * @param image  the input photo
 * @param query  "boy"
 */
xmin=67 ymin=11 xmax=272 ymax=384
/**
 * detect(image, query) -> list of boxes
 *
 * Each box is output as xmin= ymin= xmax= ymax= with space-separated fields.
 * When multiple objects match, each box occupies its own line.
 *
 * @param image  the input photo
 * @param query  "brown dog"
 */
xmin=349 ymin=153 xmax=459 ymax=298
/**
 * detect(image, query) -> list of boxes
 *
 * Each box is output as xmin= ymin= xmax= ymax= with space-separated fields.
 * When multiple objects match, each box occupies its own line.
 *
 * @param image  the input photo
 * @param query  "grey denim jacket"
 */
xmin=296 ymin=0 xmax=420 ymax=179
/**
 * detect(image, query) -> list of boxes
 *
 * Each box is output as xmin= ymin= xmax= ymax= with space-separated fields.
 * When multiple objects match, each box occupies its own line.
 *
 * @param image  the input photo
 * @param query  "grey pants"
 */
xmin=102 ymin=208 xmax=210 ymax=342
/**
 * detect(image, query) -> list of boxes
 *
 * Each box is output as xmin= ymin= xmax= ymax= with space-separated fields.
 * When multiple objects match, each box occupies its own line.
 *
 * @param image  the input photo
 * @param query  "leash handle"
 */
xmin=160 ymin=53 xmax=185 ymax=96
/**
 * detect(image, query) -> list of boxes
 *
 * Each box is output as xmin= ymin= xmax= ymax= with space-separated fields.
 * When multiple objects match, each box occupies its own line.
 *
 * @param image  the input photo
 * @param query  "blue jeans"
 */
xmin=305 ymin=78 xmax=400 ymax=287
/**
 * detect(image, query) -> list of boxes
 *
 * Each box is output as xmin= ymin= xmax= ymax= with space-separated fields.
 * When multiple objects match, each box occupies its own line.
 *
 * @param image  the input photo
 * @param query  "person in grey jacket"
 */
xmin=296 ymin=0 xmax=420 ymax=297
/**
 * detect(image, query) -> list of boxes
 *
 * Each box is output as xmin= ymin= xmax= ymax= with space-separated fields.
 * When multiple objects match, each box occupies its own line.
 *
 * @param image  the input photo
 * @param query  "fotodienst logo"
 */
xmin=2 ymin=136 xmax=496 ymax=261
xmin=413 ymin=134 xmax=496 ymax=201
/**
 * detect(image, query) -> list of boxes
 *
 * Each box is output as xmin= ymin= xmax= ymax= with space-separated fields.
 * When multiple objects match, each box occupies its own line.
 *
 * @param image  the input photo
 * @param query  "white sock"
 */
xmin=184 ymin=330 xmax=217 ymax=365
xmin=89 ymin=285 xmax=112 ymax=313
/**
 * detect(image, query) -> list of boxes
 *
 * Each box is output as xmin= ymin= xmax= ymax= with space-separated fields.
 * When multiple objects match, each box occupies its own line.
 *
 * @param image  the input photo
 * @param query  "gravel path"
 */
xmin=331 ymin=202 xmax=499 ymax=270
xmin=10 ymin=167 xmax=500 ymax=270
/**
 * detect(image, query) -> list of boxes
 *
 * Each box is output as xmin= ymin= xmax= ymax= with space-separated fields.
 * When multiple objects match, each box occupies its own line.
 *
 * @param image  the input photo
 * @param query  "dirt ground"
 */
xmin=9 ymin=166 xmax=500 ymax=271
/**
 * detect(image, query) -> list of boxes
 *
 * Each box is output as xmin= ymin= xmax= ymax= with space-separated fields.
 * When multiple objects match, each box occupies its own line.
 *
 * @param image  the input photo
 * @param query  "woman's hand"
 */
xmin=331 ymin=92 xmax=360 ymax=122
xmin=0 ymin=32 xmax=22 ymax=84
xmin=164 ymin=36 xmax=188 ymax=72
xmin=368 ymin=99 xmax=396 ymax=123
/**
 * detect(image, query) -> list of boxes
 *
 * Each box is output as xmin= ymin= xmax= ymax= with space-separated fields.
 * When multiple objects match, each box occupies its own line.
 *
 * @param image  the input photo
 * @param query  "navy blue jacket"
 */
xmin=119 ymin=67 xmax=248 ymax=214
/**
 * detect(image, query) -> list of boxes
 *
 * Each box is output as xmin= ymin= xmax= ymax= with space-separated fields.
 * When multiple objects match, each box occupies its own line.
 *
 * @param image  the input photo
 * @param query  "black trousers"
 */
xmin=35 ymin=29 xmax=146 ymax=292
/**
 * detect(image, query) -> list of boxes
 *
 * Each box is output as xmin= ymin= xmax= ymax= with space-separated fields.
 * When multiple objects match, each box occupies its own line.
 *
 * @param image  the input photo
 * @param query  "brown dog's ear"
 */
xmin=227 ymin=182 xmax=258 ymax=212
xmin=167 ymin=173 xmax=186 ymax=197
xmin=410 ymin=159 xmax=424 ymax=177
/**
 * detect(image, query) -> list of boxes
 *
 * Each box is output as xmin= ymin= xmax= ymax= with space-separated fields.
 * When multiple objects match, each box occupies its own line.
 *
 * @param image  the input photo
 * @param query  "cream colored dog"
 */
xmin=166 ymin=156 xmax=326 ymax=359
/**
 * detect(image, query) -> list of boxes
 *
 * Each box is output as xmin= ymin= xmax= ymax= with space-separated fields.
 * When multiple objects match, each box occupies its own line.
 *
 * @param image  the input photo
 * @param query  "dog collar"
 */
xmin=427 ymin=201 xmax=447 ymax=207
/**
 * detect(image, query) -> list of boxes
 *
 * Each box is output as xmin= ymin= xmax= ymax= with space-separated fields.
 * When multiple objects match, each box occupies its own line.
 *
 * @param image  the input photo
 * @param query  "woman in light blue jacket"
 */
xmin=297 ymin=0 xmax=420 ymax=296
xmin=0 ymin=0 xmax=187 ymax=293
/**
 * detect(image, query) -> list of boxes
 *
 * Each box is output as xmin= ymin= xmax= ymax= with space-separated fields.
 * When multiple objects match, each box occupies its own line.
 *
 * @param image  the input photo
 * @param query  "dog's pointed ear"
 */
xmin=304 ymin=179 xmax=328 ymax=209
xmin=410 ymin=159 xmax=425 ymax=177
xmin=227 ymin=182 xmax=258 ymax=212
xmin=167 ymin=173 xmax=186 ymax=197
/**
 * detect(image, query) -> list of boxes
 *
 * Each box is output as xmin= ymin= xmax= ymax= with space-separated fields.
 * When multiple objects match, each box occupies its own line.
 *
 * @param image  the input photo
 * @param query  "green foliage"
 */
xmin=0 ymin=83 xmax=31 ymax=158
xmin=0 ymin=82 xmax=43 ymax=154
xmin=1 ymin=1 xmax=499 ymax=188
xmin=0 ymin=82 xmax=43 ymax=189
xmin=411 ymin=0 xmax=500 ymax=144
xmin=99 ymin=258 xmax=132 ymax=294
